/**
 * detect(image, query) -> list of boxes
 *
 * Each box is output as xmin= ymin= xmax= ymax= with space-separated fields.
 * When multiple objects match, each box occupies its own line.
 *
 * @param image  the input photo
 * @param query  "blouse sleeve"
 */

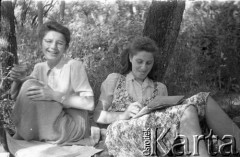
xmin=157 ymin=82 xmax=168 ymax=96
xmin=70 ymin=60 xmax=93 ymax=96
xmin=98 ymin=73 xmax=120 ymax=110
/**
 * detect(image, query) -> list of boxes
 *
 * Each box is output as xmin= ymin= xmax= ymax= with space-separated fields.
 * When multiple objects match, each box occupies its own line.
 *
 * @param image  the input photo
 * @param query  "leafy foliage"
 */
xmin=0 ymin=99 xmax=14 ymax=131
xmin=165 ymin=1 xmax=240 ymax=95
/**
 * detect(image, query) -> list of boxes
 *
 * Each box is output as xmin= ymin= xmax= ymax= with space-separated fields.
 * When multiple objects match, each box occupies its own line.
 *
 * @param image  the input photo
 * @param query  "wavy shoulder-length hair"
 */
xmin=120 ymin=36 xmax=159 ymax=81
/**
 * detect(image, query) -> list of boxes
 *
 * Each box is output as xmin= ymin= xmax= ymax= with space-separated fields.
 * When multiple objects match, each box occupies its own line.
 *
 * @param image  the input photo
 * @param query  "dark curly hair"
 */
xmin=120 ymin=36 xmax=159 ymax=80
xmin=38 ymin=21 xmax=71 ymax=48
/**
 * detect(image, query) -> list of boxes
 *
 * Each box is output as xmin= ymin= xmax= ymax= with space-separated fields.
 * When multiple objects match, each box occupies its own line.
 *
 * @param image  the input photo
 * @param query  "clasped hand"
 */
xmin=26 ymin=85 xmax=54 ymax=101
xmin=10 ymin=64 xmax=54 ymax=101
xmin=122 ymin=102 xmax=143 ymax=120
xmin=9 ymin=64 xmax=28 ymax=82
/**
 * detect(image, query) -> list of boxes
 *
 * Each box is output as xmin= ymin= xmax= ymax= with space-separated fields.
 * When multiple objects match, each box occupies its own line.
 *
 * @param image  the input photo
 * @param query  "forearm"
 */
xmin=53 ymin=92 xmax=94 ymax=111
xmin=94 ymin=110 xmax=125 ymax=124
xmin=11 ymin=81 xmax=22 ymax=100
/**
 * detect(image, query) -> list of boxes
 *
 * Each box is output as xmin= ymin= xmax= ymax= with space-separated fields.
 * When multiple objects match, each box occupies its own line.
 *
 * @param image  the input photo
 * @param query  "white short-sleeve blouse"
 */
xmin=30 ymin=56 xmax=93 ymax=97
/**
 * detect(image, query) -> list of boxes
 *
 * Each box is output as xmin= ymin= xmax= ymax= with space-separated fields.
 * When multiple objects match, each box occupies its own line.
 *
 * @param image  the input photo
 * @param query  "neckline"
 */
xmin=118 ymin=74 xmax=158 ymax=105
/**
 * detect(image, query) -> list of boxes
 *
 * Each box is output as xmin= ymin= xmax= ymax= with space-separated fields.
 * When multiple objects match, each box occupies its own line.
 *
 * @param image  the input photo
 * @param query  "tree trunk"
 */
xmin=143 ymin=0 xmax=185 ymax=82
xmin=0 ymin=0 xmax=1 ymax=82
xmin=37 ymin=1 xmax=43 ymax=31
xmin=59 ymin=0 xmax=65 ymax=23
xmin=12 ymin=0 xmax=17 ymax=8
xmin=0 ymin=1 xmax=17 ymax=98
xmin=1 ymin=1 xmax=18 ymax=64
xmin=0 ymin=0 xmax=1 ymax=33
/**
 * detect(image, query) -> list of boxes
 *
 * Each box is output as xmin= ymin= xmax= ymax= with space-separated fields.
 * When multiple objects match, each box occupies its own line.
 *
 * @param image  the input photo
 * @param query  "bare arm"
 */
xmin=93 ymin=104 xmax=126 ymax=124
xmin=53 ymin=92 xmax=94 ymax=111
xmin=94 ymin=101 xmax=142 ymax=124
xmin=94 ymin=110 xmax=125 ymax=124
xmin=10 ymin=63 xmax=34 ymax=100
xmin=93 ymin=73 xmax=142 ymax=124
xmin=26 ymin=84 xmax=95 ymax=111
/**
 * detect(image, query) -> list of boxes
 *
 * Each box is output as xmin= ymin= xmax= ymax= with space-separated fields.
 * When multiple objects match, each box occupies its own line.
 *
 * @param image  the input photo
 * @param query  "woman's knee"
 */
xmin=181 ymin=105 xmax=198 ymax=123
xmin=205 ymin=96 xmax=221 ymax=115
xmin=21 ymin=79 xmax=43 ymax=89
xmin=180 ymin=105 xmax=202 ymax=135
xmin=17 ymin=79 xmax=43 ymax=100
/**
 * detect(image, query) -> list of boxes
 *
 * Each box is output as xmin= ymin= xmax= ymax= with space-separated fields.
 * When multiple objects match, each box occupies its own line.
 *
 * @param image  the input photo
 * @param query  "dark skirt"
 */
xmin=12 ymin=79 xmax=90 ymax=145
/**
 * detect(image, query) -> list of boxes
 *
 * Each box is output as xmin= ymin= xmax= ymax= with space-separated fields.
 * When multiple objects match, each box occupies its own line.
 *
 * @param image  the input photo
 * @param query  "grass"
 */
xmin=0 ymin=99 xmax=15 ymax=132
xmin=213 ymin=92 xmax=240 ymax=120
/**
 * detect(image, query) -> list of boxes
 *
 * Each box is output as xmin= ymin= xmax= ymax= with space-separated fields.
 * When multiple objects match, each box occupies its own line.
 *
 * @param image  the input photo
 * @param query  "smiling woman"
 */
xmin=41 ymin=31 xmax=66 ymax=66
xmin=2 ymin=21 xmax=100 ymax=156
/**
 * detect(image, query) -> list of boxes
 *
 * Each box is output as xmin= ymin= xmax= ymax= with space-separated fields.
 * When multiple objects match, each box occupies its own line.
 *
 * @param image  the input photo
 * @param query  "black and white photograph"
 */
xmin=0 ymin=0 xmax=240 ymax=156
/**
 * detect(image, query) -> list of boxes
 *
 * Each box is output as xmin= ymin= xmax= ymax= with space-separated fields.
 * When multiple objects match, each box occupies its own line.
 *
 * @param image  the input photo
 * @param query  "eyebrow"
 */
xmin=136 ymin=58 xmax=153 ymax=61
xmin=43 ymin=39 xmax=65 ymax=43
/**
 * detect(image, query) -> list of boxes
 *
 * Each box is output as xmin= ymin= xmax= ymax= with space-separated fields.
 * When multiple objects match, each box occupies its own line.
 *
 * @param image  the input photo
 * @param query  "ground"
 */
xmin=0 ymin=145 xmax=9 ymax=156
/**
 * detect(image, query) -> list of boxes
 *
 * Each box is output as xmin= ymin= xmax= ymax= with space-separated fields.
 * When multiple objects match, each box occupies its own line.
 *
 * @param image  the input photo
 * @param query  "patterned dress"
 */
xmin=104 ymin=74 xmax=209 ymax=157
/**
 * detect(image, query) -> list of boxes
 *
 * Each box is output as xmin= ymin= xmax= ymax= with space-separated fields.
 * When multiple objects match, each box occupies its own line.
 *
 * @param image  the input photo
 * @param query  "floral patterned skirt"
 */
xmin=105 ymin=92 xmax=210 ymax=157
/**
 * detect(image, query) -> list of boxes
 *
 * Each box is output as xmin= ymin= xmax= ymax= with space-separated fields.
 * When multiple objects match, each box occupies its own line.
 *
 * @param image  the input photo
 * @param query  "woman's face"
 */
xmin=41 ymin=30 xmax=67 ymax=65
xmin=130 ymin=51 xmax=154 ymax=82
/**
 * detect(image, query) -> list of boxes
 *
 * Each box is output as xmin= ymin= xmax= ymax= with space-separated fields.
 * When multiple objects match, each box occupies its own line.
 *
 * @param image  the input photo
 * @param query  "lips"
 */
xmin=47 ymin=51 xmax=59 ymax=56
xmin=139 ymin=71 xmax=147 ymax=75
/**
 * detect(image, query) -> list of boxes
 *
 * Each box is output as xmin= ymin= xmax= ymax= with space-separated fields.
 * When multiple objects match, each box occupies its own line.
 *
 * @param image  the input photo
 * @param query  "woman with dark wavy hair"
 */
xmin=94 ymin=36 xmax=240 ymax=157
xmin=120 ymin=36 xmax=159 ymax=80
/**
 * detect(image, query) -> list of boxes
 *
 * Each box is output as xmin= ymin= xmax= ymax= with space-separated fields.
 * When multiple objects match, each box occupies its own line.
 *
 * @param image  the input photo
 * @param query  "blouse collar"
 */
xmin=126 ymin=72 xmax=154 ymax=88
xmin=45 ymin=56 xmax=68 ymax=74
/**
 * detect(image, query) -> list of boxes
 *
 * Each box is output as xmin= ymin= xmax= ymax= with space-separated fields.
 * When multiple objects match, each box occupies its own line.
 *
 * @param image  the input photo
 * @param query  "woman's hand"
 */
xmin=26 ymin=85 xmax=55 ymax=101
xmin=121 ymin=102 xmax=143 ymax=120
xmin=9 ymin=64 xmax=28 ymax=82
